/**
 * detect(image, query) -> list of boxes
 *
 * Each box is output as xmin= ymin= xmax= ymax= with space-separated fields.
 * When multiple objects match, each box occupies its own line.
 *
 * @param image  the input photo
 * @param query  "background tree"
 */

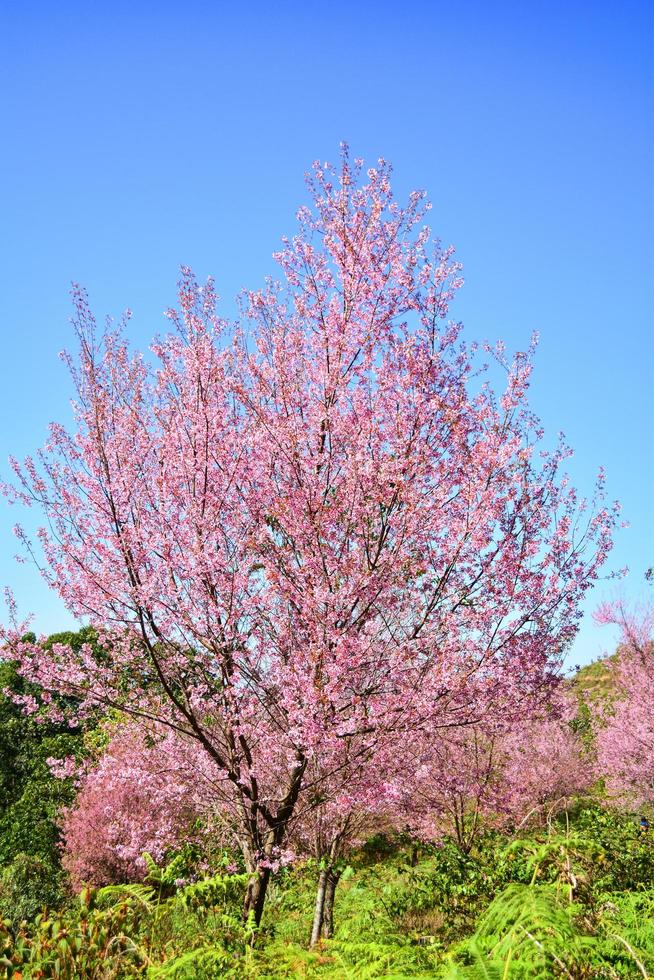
xmin=0 ymin=629 xmax=96 ymax=871
xmin=289 ymin=743 xmax=398 ymax=947
xmin=393 ymin=686 xmax=592 ymax=852
xmin=594 ymin=600 xmax=654 ymax=807
xmin=397 ymin=722 xmax=509 ymax=854
xmin=60 ymin=722 xmax=220 ymax=888
xmin=500 ymin=690 xmax=593 ymax=825
xmin=0 ymin=628 xmax=98 ymax=920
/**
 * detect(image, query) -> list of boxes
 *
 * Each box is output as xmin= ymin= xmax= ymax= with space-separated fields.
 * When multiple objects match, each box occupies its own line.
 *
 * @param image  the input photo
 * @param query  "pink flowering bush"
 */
xmin=60 ymin=725 xmax=219 ymax=888
xmin=393 ymin=689 xmax=592 ymax=851
xmin=500 ymin=695 xmax=593 ymax=823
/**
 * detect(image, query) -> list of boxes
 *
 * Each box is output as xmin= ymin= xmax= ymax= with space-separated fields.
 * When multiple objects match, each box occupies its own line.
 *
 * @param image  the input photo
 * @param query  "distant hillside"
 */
xmin=573 ymin=654 xmax=617 ymax=703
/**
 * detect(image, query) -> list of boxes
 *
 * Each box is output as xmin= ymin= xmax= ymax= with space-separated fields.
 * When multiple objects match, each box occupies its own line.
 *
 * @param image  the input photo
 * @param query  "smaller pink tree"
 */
xmin=500 ymin=693 xmax=593 ymax=826
xmin=59 ymin=724 xmax=220 ymax=888
xmin=594 ymin=600 xmax=654 ymax=808
xmin=393 ymin=689 xmax=591 ymax=853
xmin=397 ymin=723 xmax=508 ymax=853
xmin=288 ymin=740 xmax=399 ymax=946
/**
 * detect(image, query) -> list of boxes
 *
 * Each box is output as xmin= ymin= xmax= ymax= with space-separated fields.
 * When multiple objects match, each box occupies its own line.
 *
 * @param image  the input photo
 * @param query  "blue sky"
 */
xmin=1 ymin=0 xmax=652 ymax=665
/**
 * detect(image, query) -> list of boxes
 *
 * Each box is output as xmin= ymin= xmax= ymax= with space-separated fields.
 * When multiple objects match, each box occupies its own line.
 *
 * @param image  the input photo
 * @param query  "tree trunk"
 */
xmin=321 ymin=868 xmax=340 ymax=940
xmin=243 ymin=866 xmax=271 ymax=928
xmin=309 ymin=867 xmax=329 ymax=948
xmin=240 ymin=753 xmax=308 ymax=934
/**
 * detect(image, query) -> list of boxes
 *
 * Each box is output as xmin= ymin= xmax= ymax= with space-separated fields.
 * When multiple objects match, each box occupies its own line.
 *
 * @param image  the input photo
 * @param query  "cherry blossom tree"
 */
xmin=290 ymin=743 xmax=398 ymax=946
xmin=1 ymin=147 xmax=617 ymax=924
xmin=394 ymin=689 xmax=592 ymax=852
xmin=298 ymin=793 xmax=374 ymax=947
xmin=397 ymin=722 xmax=508 ymax=853
xmin=594 ymin=601 xmax=654 ymax=807
xmin=500 ymin=692 xmax=593 ymax=825
xmin=59 ymin=724 xmax=220 ymax=888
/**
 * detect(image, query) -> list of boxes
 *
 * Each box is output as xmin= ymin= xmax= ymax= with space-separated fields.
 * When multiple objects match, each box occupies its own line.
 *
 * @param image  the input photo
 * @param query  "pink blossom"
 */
xmin=594 ymin=601 xmax=654 ymax=807
xmin=61 ymin=723 xmax=221 ymax=889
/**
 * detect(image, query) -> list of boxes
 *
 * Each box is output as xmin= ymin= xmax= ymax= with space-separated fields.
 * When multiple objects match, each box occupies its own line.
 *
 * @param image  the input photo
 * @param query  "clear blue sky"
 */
xmin=1 ymin=0 xmax=652 ymax=666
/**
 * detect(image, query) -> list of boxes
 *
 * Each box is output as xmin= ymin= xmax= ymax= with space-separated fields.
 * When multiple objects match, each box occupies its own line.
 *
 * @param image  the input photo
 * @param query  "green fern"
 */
xmin=93 ymin=882 xmax=156 ymax=911
xmin=439 ymin=944 xmax=507 ymax=980
xmin=147 ymin=945 xmax=232 ymax=978
xmin=448 ymin=883 xmax=589 ymax=977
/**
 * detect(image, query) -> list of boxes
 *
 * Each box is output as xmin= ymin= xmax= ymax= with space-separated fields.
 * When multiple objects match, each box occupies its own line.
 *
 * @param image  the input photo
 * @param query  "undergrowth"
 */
xmin=1 ymin=805 xmax=652 ymax=978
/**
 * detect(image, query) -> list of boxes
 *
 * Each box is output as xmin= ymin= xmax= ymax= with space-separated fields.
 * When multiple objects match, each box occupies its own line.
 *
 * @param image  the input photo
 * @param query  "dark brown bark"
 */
xmin=321 ymin=868 xmax=340 ymax=939
xmin=241 ymin=755 xmax=308 ymax=932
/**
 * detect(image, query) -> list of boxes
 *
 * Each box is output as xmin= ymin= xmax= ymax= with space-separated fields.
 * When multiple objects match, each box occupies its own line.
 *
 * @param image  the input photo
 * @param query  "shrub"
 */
xmin=0 ymin=854 xmax=65 ymax=926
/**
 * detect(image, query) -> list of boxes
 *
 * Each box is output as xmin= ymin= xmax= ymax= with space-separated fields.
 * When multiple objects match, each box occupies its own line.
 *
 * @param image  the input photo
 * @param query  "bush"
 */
xmin=0 ymin=854 xmax=65 ymax=926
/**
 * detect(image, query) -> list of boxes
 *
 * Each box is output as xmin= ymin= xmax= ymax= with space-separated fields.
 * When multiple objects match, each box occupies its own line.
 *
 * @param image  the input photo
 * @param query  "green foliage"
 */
xmin=572 ymin=656 xmax=616 ymax=705
xmin=179 ymin=873 xmax=252 ymax=916
xmin=0 ymin=885 xmax=152 ymax=979
xmin=147 ymin=946 xmax=232 ymax=978
xmin=324 ymin=876 xmax=440 ymax=976
xmin=0 ymin=661 xmax=81 ymax=870
xmin=0 ymin=853 xmax=65 ymax=927
xmin=439 ymin=949 xmax=507 ymax=980
xmin=442 ymin=882 xmax=654 ymax=979
xmin=592 ymin=890 xmax=654 ymax=978
xmin=41 ymin=627 xmax=100 ymax=656
xmin=447 ymin=883 xmax=588 ymax=977
xmin=0 ymin=629 xmax=101 ymax=877
xmin=146 ymin=867 xmax=256 ymax=973
xmin=1 ymin=805 xmax=654 ymax=977
xmin=566 ymin=804 xmax=654 ymax=893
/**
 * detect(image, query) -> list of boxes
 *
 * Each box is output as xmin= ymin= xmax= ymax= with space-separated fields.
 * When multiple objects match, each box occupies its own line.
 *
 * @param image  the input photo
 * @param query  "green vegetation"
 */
xmin=0 ymin=806 xmax=652 ymax=978
xmin=0 ymin=630 xmax=100 ymax=919
xmin=0 ymin=662 xmax=72 ymax=866
xmin=573 ymin=657 xmax=616 ymax=706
